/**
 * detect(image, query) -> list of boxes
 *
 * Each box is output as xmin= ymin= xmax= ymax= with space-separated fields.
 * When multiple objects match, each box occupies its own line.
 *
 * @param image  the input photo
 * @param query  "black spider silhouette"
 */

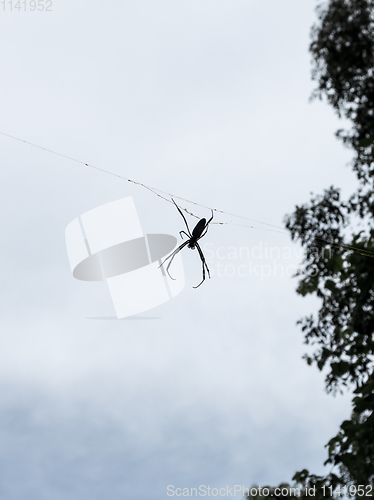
xmin=159 ymin=199 xmax=214 ymax=288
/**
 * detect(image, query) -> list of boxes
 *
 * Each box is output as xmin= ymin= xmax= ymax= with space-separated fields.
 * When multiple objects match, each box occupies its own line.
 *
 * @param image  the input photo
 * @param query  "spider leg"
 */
xmin=198 ymin=210 xmax=214 ymax=240
xmin=180 ymin=230 xmax=189 ymax=240
xmin=165 ymin=241 xmax=190 ymax=280
xmin=196 ymin=242 xmax=211 ymax=278
xmin=193 ymin=242 xmax=211 ymax=288
xmin=165 ymin=255 xmax=178 ymax=280
xmin=159 ymin=240 xmax=189 ymax=280
xmin=199 ymin=225 xmax=209 ymax=239
xmin=172 ymin=198 xmax=192 ymax=237
xmin=206 ymin=209 xmax=214 ymax=225
xmin=158 ymin=240 xmax=189 ymax=268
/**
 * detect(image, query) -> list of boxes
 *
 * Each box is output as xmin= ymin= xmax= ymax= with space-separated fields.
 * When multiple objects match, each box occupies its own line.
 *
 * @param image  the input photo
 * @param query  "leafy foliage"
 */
xmin=247 ymin=0 xmax=374 ymax=492
xmin=310 ymin=0 xmax=374 ymax=181
xmin=325 ymin=373 xmax=374 ymax=484
xmin=285 ymin=188 xmax=374 ymax=392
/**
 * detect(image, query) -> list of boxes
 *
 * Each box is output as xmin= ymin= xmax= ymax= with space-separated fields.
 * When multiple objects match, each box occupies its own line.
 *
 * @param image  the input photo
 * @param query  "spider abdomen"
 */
xmin=192 ymin=218 xmax=207 ymax=239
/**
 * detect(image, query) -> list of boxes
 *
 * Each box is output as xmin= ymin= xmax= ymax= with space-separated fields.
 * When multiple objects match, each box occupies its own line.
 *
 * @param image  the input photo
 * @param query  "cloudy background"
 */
xmin=0 ymin=1 xmax=360 ymax=498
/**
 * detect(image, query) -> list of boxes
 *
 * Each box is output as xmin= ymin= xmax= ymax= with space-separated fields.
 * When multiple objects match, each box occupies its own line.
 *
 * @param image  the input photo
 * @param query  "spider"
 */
xmin=159 ymin=198 xmax=214 ymax=288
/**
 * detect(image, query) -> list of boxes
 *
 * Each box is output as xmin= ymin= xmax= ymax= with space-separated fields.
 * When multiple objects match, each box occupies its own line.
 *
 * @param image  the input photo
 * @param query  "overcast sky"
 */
xmin=0 ymin=1 xmax=360 ymax=499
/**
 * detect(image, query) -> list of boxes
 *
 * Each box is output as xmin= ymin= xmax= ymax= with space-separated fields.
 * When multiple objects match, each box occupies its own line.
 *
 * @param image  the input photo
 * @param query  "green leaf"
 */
xmin=324 ymin=279 xmax=336 ymax=292
xmin=358 ymin=137 xmax=374 ymax=147
xmin=339 ymin=327 xmax=353 ymax=339
xmin=331 ymin=361 xmax=350 ymax=377
xmin=326 ymin=254 xmax=343 ymax=274
xmin=297 ymin=280 xmax=318 ymax=296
